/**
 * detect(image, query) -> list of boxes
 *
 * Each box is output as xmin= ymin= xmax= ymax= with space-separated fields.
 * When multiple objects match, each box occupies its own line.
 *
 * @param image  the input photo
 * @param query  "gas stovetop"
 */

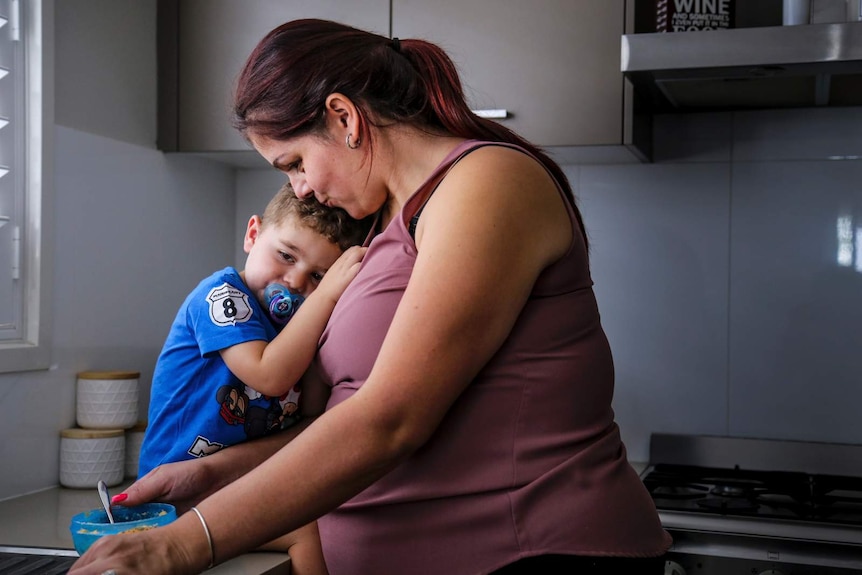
xmin=643 ymin=434 xmax=862 ymax=575
xmin=643 ymin=463 xmax=862 ymax=525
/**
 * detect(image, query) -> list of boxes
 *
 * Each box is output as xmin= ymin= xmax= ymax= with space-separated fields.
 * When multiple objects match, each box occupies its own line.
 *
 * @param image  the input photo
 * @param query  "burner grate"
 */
xmin=643 ymin=464 xmax=862 ymax=525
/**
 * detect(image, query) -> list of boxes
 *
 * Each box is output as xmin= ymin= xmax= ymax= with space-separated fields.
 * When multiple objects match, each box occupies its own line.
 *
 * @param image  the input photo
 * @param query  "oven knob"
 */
xmin=664 ymin=561 xmax=687 ymax=575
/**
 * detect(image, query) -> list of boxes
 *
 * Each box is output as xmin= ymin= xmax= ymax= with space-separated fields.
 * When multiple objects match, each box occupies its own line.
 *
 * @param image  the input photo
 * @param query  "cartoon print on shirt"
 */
xmin=277 ymin=382 xmax=303 ymax=429
xmin=216 ymin=382 xmax=284 ymax=439
xmin=187 ymin=435 xmax=225 ymax=459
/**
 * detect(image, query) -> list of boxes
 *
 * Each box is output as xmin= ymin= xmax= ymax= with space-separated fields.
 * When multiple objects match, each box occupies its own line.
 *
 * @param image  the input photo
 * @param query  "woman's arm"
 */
xmin=220 ymin=246 xmax=365 ymax=396
xmin=69 ymin=147 xmax=571 ymax=574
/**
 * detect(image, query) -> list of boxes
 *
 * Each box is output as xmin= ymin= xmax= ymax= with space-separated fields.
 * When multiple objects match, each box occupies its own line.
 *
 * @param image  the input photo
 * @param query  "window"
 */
xmin=0 ymin=0 xmax=52 ymax=372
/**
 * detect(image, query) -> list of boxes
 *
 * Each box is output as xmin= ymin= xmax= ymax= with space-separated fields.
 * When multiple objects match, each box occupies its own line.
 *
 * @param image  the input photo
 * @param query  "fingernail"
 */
xmin=111 ymin=493 xmax=128 ymax=504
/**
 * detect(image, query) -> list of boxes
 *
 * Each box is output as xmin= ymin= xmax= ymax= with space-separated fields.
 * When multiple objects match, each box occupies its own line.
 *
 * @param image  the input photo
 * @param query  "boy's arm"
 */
xmin=220 ymin=246 xmax=365 ymax=396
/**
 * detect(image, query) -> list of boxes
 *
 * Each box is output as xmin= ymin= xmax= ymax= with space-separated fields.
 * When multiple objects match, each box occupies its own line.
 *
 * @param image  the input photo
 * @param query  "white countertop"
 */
xmin=0 ymin=481 xmax=290 ymax=574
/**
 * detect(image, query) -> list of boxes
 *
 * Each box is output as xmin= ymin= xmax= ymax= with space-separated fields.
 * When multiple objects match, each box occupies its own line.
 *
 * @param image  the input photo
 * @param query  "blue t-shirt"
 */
xmin=138 ymin=267 xmax=302 ymax=477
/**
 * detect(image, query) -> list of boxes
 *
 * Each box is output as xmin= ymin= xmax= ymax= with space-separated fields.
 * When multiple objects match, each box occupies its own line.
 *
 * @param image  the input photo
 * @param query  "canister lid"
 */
xmin=77 ymin=370 xmax=140 ymax=380
xmin=61 ymin=428 xmax=125 ymax=439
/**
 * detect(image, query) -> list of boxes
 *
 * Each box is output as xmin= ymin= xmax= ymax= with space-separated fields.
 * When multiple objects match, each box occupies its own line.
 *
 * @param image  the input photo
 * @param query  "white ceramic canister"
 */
xmin=59 ymin=428 xmax=126 ymax=488
xmin=76 ymin=370 xmax=140 ymax=429
xmin=125 ymin=420 xmax=147 ymax=478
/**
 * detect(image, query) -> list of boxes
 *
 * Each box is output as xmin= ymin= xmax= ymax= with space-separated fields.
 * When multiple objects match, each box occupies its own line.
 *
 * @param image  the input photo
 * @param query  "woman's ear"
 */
xmin=243 ymin=215 xmax=263 ymax=254
xmin=325 ymin=93 xmax=361 ymax=140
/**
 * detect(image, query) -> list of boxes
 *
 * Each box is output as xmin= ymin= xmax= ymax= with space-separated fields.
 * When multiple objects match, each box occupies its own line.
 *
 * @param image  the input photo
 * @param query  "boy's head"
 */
xmin=242 ymin=183 xmax=372 ymax=300
xmin=261 ymin=183 xmax=371 ymax=250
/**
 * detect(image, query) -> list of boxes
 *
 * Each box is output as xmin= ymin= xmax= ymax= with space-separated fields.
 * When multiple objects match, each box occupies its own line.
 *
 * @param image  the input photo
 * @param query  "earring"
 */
xmin=346 ymin=134 xmax=361 ymax=149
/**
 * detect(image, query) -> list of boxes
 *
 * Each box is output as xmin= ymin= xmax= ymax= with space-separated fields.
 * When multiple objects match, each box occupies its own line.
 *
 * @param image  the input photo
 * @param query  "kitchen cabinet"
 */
xmin=392 ymin=0 xmax=639 ymax=156
xmin=157 ymin=0 xmax=389 ymax=158
xmin=159 ymin=0 xmax=648 ymax=163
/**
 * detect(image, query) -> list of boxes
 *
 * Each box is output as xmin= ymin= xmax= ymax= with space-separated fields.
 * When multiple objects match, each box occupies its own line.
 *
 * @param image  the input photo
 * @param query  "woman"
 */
xmin=70 ymin=18 xmax=670 ymax=575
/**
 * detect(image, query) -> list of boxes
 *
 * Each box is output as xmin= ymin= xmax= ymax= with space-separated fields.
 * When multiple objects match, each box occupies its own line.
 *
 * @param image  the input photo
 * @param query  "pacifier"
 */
xmin=264 ymin=283 xmax=305 ymax=325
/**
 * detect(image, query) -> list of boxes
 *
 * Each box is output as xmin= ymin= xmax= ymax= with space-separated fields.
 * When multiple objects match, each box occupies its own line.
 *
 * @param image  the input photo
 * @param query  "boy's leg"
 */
xmin=259 ymin=521 xmax=329 ymax=575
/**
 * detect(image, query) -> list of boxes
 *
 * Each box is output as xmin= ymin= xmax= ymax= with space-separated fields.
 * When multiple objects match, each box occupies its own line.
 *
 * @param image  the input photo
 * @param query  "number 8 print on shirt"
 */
xmin=206 ymin=283 xmax=253 ymax=326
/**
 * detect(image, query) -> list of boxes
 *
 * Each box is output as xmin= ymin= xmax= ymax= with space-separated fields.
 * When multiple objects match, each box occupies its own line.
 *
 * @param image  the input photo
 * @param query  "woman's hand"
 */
xmin=114 ymin=459 xmax=220 ymax=514
xmin=315 ymin=245 xmax=366 ymax=305
xmin=67 ymin=524 xmax=199 ymax=575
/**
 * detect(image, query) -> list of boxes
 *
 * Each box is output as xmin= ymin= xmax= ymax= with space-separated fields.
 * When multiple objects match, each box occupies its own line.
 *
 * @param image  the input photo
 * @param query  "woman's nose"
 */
xmin=289 ymin=174 xmax=313 ymax=200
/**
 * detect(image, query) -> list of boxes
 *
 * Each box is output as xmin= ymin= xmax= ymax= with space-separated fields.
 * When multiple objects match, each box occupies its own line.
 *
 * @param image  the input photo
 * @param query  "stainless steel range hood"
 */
xmin=622 ymin=22 xmax=862 ymax=112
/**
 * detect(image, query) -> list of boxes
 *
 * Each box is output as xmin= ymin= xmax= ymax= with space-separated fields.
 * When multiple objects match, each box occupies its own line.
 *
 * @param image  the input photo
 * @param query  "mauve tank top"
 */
xmin=316 ymin=141 xmax=671 ymax=575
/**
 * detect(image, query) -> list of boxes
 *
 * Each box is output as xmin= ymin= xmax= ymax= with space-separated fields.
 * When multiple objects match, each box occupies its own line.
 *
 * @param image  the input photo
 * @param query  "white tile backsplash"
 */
xmin=652 ymin=112 xmax=733 ymax=163
xmin=576 ymin=163 xmax=732 ymax=461
xmin=729 ymin=159 xmax=862 ymax=442
xmin=733 ymin=108 xmax=862 ymax=162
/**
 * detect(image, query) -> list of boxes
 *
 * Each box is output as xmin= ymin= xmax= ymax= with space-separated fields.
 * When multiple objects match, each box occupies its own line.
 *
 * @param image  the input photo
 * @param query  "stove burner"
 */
xmin=652 ymin=484 xmax=709 ymax=499
xmin=709 ymin=484 xmax=749 ymax=497
xmin=696 ymin=497 xmax=759 ymax=513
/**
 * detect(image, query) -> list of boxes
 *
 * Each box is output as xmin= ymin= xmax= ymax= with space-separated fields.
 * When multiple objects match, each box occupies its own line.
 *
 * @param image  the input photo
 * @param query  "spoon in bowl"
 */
xmin=97 ymin=480 xmax=115 ymax=524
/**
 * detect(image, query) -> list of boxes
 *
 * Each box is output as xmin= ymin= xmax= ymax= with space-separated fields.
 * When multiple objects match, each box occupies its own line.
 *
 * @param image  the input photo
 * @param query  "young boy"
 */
xmin=139 ymin=183 xmax=371 ymax=575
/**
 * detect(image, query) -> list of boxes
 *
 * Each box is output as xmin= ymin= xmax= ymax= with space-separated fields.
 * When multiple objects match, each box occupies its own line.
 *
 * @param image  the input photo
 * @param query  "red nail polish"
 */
xmin=111 ymin=493 xmax=128 ymax=504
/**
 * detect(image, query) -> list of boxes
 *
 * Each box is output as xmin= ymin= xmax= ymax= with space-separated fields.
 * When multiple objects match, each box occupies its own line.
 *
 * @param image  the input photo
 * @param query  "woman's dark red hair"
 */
xmin=233 ymin=19 xmax=588 ymax=247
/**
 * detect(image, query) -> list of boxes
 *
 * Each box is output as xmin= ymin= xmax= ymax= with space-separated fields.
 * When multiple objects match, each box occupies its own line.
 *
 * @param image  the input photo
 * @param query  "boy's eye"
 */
xmin=279 ymin=251 xmax=296 ymax=263
xmin=311 ymin=272 xmax=324 ymax=283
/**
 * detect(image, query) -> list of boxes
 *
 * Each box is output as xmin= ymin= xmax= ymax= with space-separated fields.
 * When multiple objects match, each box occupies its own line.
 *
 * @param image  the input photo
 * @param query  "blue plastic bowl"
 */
xmin=69 ymin=502 xmax=177 ymax=555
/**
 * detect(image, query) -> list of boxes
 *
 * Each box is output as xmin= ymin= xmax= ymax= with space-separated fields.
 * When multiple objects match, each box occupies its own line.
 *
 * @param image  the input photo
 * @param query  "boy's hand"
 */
xmin=317 ymin=246 xmax=367 ymax=303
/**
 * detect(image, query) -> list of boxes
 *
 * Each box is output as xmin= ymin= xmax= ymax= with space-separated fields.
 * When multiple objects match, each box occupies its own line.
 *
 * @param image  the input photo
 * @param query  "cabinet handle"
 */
xmin=472 ymin=109 xmax=508 ymax=119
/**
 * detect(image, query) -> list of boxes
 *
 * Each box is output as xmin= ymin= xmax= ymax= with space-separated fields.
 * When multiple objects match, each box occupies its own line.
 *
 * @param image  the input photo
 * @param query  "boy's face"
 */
xmin=242 ymin=213 xmax=343 ymax=301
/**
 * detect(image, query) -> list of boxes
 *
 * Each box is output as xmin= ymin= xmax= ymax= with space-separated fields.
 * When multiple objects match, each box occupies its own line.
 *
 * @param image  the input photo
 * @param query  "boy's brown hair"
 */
xmin=262 ymin=183 xmax=373 ymax=251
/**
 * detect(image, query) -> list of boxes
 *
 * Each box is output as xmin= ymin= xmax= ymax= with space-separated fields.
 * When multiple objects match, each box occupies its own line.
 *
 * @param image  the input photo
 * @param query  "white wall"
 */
xmin=0 ymin=127 xmax=236 ymax=501
xmin=574 ymin=107 xmax=862 ymax=461
xmin=0 ymin=0 xmax=237 ymax=501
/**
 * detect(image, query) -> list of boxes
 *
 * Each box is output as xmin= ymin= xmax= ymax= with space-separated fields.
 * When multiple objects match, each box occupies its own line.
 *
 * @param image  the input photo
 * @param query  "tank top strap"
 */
xmin=404 ymin=140 xmax=525 ymax=239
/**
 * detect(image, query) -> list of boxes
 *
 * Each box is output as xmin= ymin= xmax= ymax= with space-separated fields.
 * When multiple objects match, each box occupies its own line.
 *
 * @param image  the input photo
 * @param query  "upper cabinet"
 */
xmin=157 ymin=0 xmax=389 ymax=159
xmin=392 ymin=0 xmax=634 ymax=154
xmin=159 ymin=1 xmax=646 ymax=164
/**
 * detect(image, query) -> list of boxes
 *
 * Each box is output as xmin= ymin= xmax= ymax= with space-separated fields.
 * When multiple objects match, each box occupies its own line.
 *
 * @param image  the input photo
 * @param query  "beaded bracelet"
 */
xmin=190 ymin=506 xmax=215 ymax=569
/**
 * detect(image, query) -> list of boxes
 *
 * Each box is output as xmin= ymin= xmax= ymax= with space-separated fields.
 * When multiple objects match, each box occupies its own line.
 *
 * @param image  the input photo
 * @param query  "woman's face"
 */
xmin=250 ymin=131 xmax=378 ymax=220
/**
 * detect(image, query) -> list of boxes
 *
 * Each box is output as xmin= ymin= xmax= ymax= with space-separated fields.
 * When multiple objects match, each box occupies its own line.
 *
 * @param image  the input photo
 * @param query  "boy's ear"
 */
xmin=243 ymin=215 xmax=263 ymax=253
